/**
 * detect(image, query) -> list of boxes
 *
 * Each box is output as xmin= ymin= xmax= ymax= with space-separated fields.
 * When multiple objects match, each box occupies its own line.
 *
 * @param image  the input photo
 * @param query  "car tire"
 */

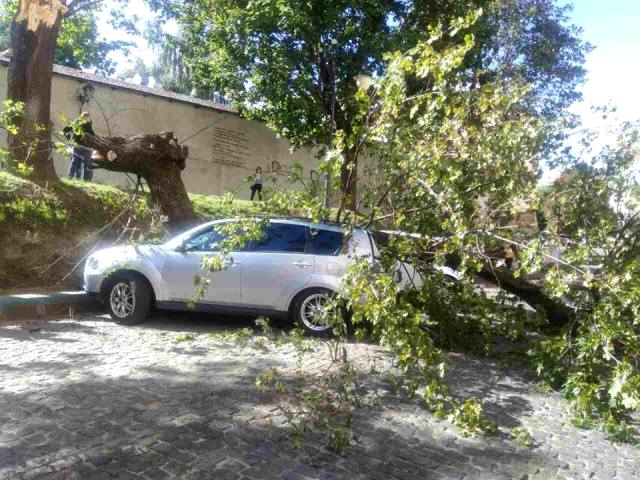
xmin=292 ymin=288 xmax=337 ymax=337
xmin=104 ymin=273 xmax=151 ymax=325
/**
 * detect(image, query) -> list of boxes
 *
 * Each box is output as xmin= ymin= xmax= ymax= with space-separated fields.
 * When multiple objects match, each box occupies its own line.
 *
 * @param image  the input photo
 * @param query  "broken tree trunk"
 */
xmin=477 ymin=266 xmax=576 ymax=329
xmin=8 ymin=0 xmax=67 ymax=183
xmin=76 ymin=131 xmax=199 ymax=234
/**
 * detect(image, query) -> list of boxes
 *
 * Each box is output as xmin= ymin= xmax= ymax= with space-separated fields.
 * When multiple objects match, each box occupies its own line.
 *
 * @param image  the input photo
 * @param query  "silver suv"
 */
xmin=84 ymin=218 xmax=457 ymax=335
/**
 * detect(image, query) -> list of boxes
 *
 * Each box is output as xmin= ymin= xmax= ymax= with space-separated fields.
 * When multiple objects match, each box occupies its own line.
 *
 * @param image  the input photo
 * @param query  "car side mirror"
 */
xmin=175 ymin=241 xmax=192 ymax=253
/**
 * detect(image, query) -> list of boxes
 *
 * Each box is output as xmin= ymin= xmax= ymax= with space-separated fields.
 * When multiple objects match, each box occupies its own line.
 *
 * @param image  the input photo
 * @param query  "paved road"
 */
xmin=0 ymin=313 xmax=637 ymax=479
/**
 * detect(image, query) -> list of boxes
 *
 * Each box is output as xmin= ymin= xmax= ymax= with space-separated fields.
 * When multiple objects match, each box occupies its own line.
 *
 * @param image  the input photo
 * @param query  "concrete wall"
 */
xmin=0 ymin=64 xmax=320 ymax=199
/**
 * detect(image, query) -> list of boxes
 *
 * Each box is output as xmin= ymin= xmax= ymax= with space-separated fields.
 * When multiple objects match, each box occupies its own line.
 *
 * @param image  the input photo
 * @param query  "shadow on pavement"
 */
xmin=0 ymin=340 xmax=558 ymax=480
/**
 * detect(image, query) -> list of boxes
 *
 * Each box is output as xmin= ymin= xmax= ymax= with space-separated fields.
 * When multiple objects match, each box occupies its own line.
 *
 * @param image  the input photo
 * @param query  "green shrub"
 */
xmin=190 ymin=192 xmax=263 ymax=220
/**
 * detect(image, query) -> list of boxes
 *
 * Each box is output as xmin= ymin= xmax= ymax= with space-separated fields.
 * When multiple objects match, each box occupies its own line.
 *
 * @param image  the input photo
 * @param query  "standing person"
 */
xmin=66 ymin=144 xmax=82 ymax=179
xmin=250 ymin=166 xmax=264 ymax=201
xmin=63 ymin=112 xmax=95 ymax=181
xmin=504 ymin=244 xmax=516 ymax=270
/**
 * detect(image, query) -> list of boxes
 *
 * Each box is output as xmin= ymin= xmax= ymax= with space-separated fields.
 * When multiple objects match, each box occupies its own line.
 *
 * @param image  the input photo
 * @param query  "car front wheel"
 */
xmin=105 ymin=273 xmax=151 ymax=325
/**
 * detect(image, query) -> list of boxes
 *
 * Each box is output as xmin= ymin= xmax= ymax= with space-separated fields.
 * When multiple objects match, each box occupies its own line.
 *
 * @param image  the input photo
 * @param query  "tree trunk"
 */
xmin=7 ymin=0 xmax=66 ymax=183
xmin=477 ymin=267 xmax=575 ymax=328
xmin=340 ymin=147 xmax=358 ymax=211
xmin=76 ymin=131 xmax=198 ymax=234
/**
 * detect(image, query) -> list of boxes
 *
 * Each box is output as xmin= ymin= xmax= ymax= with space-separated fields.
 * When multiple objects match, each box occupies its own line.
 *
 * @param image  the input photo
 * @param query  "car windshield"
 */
xmin=162 ymin=223 xmax=217 ymax=249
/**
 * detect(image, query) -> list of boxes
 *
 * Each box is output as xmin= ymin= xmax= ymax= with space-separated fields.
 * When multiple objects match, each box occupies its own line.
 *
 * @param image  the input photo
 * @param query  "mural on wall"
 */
xmin=212 ymin=126 xmax=252 ymax=167
xmin=211 ymin=126 xmax=319 ymax=181
xmin=264 ymin=160 xmax=319 ymax=182
xmin=267 ymin=160 xmax=291 ymax=176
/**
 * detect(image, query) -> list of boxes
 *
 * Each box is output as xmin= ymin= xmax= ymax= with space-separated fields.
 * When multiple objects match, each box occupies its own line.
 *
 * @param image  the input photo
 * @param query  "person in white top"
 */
xmin=250 ymin=166 xmax=264 ymax=201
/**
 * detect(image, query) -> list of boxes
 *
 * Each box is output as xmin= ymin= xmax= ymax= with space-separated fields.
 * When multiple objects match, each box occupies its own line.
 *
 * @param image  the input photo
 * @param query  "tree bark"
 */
xmin=76 ymin=131 xmax=198 ymax=234
xmin=8 ymin=0 xmax=66 ymax=183
xmin=340 ymin=147 xmax=358 ymax=211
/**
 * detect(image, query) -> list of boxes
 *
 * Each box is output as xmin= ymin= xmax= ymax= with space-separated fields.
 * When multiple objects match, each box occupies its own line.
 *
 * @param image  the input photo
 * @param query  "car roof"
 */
xmin=376 ymin=230 xmax=449 ymax=242
xmin=202 ymin=217 xmax=359 ymax=233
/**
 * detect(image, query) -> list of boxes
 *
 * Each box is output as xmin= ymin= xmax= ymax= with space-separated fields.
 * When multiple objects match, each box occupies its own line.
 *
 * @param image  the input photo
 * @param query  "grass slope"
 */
xmin=0 ymin=172 xmax=262 ymax=227
xmin=0 ymin=172 xmax=263 ymax=290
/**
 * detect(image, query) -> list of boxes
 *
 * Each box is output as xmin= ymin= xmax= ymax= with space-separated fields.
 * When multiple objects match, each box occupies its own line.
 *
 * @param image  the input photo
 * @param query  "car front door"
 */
xmin=241 ymin=221 xmax=314 ymax=310
xmin=160 ymin=225 xmax=243 ymax=306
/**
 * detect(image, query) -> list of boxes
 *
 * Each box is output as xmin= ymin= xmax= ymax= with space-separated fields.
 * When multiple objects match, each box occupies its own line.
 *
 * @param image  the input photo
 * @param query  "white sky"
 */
xmin=96 ymin=0 xmax=177 ymax=86
xmin=568 ymin=0 xmax=640 ymax=129
xmin=538 ymin=1 xmax=640 ymax=182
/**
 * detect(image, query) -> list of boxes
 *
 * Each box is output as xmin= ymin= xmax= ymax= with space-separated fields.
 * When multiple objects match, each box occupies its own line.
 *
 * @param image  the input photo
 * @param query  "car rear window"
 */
xmin=307 ymin=228 xmax=344 ymax=256
xmin=249 ymin=222 xmax=307 ymax=253
xmin=370 ymin=231 xmax=391 ymax=248
xmin=370 ymin=231 xmax=392 ymax=257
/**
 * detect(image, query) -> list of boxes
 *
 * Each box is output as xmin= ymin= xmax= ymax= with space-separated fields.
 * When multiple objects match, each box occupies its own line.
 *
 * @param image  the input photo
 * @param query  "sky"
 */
xmin=96 ymin=0 xmax=174 ymax=87
xmin=566 ymin=0 xmax=640 ymax=128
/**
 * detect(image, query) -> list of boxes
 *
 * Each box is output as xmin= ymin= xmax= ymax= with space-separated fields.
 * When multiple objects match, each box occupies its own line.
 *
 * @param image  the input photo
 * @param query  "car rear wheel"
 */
xmin=292 ymin=288 xmax=336 ymax=336
xmin=105 ymin=273 xmax=151 ymax=325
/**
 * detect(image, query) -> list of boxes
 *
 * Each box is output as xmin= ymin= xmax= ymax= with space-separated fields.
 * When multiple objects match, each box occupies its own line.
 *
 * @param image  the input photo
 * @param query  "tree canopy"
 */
xmin=158 ymin=0 xmax=588 ymax=204
xmin=122 ymin=25 xmax=223 ymax=102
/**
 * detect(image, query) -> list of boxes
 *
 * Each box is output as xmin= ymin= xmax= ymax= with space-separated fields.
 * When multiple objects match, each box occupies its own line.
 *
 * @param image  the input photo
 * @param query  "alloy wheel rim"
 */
xmin=110 ymin=282 xmax=135 ymax=318
xmin=300 ymin=293 xmax=331 ymax=331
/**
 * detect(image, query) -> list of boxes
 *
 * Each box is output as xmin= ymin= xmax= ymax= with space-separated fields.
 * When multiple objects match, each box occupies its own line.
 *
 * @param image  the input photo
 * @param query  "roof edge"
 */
xmin=0 ymin=54 xmax=237 ymax=114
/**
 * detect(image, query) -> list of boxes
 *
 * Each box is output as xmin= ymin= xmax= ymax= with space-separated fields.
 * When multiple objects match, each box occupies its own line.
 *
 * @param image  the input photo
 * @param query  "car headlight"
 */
xmin=87 ymin=256 xmax=99 ymax=269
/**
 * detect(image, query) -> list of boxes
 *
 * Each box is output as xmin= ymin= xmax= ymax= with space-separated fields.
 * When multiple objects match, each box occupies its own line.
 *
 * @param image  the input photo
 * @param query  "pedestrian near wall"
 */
xmin=250 ymin=166 xmax=264 ymax=201
xmin=63 ymin=112 xmax=95 ymax=181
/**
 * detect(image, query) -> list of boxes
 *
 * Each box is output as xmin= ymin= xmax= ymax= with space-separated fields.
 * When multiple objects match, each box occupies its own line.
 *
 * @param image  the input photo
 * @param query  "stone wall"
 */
xmin=0 ymin=61 xmax=320 ymax=199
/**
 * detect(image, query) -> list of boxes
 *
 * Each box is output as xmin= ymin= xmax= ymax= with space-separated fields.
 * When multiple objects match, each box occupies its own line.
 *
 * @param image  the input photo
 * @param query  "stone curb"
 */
xmin=0 ymin=290 xmax=100 ymax=322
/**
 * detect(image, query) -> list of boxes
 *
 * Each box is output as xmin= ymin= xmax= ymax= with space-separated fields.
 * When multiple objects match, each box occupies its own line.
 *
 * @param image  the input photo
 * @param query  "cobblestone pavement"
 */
xmin=0 ymin=312 xmax=638 ymax=480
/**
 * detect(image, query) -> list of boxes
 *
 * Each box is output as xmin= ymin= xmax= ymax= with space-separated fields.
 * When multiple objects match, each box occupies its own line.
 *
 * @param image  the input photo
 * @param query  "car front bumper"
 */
xmin=83 ymin=272 xmax=104 ymax=294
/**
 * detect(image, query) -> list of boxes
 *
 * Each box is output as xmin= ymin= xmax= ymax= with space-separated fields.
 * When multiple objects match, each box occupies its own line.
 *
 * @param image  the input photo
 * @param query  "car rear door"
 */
xmin=240 ymin=221 xmax=313 ymax=310
xmin=307 ymin=226 xmax=351 ymax=287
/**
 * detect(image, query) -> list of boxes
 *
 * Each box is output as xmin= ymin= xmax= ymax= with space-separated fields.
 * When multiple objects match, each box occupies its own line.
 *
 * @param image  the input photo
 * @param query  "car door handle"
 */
xmin=293 ymin=261 xmax=312 ymax=268
xmin=229 ymin=257 xmax=241 ymax=266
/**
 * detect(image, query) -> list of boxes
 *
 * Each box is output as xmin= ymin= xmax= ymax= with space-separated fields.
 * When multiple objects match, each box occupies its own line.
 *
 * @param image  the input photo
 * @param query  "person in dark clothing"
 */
xmin=67 ymin=149 xmax=83 ymax=179
xmin=83 ymin=150 xmax=94 ymax=181
xmin=63 ymin=112 xmax=95 ymax=181
xmin=250 ymin=166 xmax=264 ymax=201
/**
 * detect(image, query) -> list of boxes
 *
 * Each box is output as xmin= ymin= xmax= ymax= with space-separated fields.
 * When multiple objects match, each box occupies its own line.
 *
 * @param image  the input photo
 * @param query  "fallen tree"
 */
xmin=76 ymin=131 xmax=198 ymax=233
xmin=228 ymin=24 xmax=640 ymax=448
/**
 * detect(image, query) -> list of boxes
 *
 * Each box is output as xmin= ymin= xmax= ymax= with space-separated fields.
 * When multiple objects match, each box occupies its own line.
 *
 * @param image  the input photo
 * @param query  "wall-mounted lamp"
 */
xmin=76 ymin=83 xmax=95 ymax=109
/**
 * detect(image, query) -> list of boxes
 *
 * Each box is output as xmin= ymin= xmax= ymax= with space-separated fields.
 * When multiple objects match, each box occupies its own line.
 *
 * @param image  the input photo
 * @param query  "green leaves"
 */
xmin=446 ymin=398 xmax=498 ymax=438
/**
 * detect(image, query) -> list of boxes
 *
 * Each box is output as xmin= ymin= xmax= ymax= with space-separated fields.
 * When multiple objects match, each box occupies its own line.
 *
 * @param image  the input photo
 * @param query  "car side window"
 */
xmin=307 ymin=228 xmax=344 ymax=256
xmin=184 ymin=226 xmax=227 ymax=252
xmin=249 ymin=223 xmax=307 ymax=253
